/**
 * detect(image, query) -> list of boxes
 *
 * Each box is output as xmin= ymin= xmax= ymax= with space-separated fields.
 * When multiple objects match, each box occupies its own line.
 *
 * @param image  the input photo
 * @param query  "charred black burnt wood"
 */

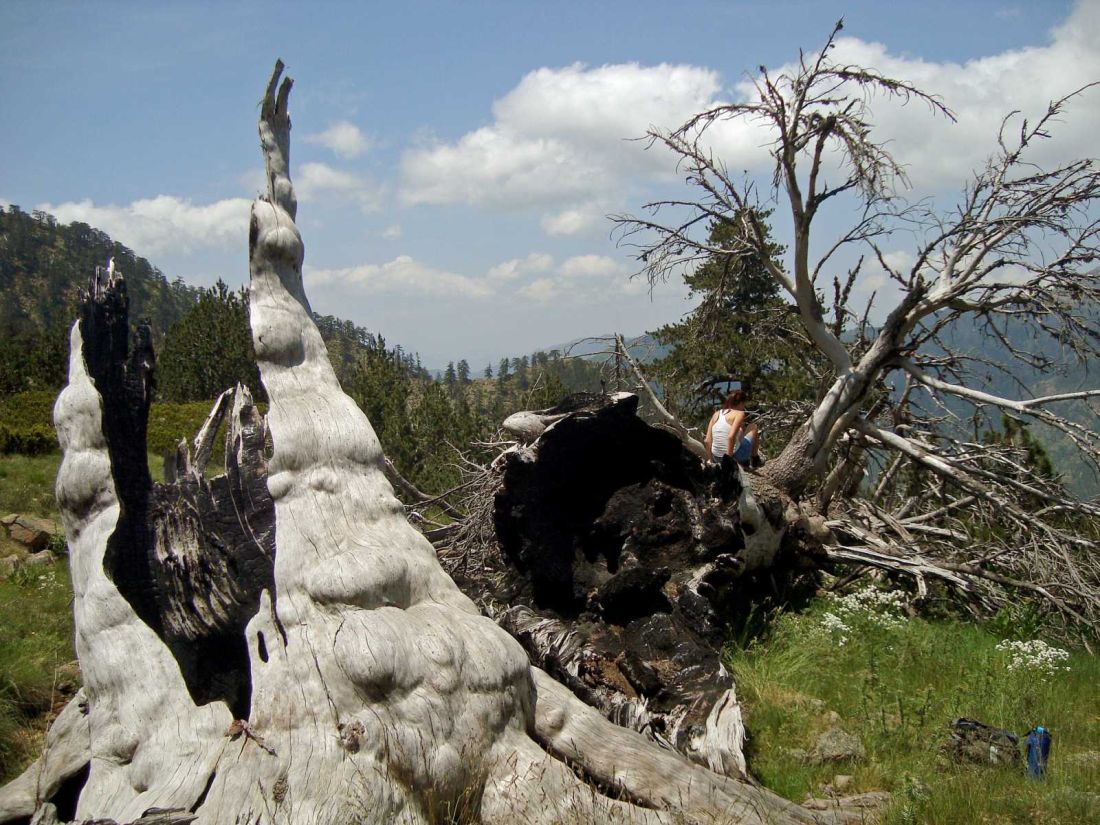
xmin=478 ymin=393 xmax=757 ymax=773
xmin=493 ymin=393 xmax=710 ymax=614
xmin=76 ymin=269 xmax=275 ymax=717
xmin=80 ymin=267 xmax=159 ymax=637
xmin=149 ymin=387 xmax=275 ymax=714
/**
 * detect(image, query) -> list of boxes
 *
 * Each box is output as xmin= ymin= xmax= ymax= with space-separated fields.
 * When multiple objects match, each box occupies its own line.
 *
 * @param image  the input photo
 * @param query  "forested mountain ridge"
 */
xmin=922 ymin=311 xmax=1100 ymax=497
xmin=0 ymin=205 xmax=201 ymax=391
xmin=0 ymin=204 xmax=604 ymax=400
xmin=0 ymin=204 xmax=610 ymax=493
xmin=7 ymin=202 xmax=1090 ymax=495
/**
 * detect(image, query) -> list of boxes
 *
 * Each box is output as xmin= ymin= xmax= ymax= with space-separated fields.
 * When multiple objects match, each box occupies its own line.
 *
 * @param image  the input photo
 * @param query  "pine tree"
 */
xmin=157 ymin=280 xmax=262 ymax=402
xmin=650 ymin=211 xmax=816 ymax=428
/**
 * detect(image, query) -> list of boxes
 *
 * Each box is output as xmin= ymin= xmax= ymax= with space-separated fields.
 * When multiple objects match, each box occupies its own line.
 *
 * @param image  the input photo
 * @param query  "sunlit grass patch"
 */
xmin=728 ymin=592 xmax=1100 ymax=823
xmin=0 ymin=561 xmax=76 ymax=781
xmin=0 ymin=452 xmax=62 ymax=519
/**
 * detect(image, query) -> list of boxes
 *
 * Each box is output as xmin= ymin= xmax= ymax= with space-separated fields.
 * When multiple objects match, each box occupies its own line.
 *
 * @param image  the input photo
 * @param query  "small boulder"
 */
xmin=55 ymin=660 xmax=82 ymax=699
xmin=0 ymin=555 xmax=21 ymax=578
xmin=25 ymin=549 xmax=55 ymax=567
xmin=803 ymin=791 xmax=890 ymax=817
xmin=812 ymin=727 xmax=866 ymax=763
xmin=3 ymin=514 xmax=60 ymax=552
xmin=832 ymin=774 xmax=854 ymax=793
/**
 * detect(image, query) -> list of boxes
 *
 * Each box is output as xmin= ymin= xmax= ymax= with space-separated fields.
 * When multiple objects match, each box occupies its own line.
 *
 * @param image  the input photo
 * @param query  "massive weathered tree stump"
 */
xmin=1 ymin=62 xmax=826 ymax=825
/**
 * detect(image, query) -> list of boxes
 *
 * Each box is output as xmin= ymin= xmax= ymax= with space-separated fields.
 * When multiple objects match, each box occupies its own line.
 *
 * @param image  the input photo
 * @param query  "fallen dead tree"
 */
xmin=608 ymin=23 xmax=1100 ymax=639
xmin=437 ymin=391 xmax=806 ymax=781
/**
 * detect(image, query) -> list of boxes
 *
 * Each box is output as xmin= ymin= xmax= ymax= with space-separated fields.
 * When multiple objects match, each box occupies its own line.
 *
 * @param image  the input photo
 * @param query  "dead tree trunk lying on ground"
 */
xmin=439 ymin=391 xmax=803 ymax=781
xmin=0 ymin=62 xmax=845 ymax=825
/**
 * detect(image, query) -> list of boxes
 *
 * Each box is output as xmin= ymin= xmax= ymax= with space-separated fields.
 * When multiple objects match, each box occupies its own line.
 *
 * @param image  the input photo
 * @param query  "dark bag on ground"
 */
xmin=943 ymin=717 xmax=1020 ymax=765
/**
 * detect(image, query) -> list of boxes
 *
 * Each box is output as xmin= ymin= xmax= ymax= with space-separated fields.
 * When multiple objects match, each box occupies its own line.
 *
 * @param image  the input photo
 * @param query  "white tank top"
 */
xmin=711 ymin=411 xmax=736 ymax=460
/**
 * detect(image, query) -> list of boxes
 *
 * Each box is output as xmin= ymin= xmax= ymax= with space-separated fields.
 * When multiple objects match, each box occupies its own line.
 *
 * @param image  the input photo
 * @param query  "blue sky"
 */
xmin=2 ymin=0 xmax=1096 ymax=368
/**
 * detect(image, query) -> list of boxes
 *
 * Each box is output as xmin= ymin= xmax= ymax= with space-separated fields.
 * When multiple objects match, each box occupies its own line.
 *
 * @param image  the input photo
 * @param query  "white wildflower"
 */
xmin=995 ymin=638 xmax=1071 ymax=679
xmin=820 ymin=586 xmax=908 ymax=641
xmin=821 ymin=612 xmax=852 ymax=645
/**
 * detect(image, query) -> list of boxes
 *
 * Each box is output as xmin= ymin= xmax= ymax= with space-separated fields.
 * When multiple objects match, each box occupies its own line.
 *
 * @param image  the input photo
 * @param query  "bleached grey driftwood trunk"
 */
xmin=1 ymin=62 xmax=823 ymax=825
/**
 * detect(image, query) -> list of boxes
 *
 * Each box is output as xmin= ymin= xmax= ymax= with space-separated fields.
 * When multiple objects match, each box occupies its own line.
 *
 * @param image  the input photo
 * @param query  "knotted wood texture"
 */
xmin=2 ymin=62 xmax=825 ymax=825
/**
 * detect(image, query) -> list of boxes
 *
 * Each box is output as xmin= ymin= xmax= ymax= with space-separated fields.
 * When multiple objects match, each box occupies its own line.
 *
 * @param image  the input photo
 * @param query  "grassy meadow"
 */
xmin=728 ymin=594 xmax=1100 ymax=824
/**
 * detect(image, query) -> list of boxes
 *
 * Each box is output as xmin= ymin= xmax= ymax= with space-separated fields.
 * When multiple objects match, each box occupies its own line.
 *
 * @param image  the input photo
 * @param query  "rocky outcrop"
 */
xmin=2 ymin=514 xmax=60 ymax=552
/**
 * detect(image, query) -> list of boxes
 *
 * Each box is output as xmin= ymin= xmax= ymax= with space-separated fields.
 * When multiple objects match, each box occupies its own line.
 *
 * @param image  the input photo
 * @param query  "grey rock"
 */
xmin=803 ymin=791 xmax=890 ymax=812
xmin=832 ymin=774 xmax=854 ymax=792
xmin=0 ymin=555 xmax=21 ymax=578
xmin=25 ymin=549 xmax=55 ymax=567
xmin=812 ymin=727 xmax=866 ymax=763
xmin=3 ymin=515 xmax=60 ymax=552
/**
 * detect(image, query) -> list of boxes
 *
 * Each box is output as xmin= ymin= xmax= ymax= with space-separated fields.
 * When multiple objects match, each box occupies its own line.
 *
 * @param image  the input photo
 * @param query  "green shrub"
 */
xmin=0 ymin=389 xmax=257 ymax=467
xmin=147 ymin=399 xmax=267 ymax=474
xmin=0 ymin=391 xmax=56 ymax=431
xmin=0 ymin=424 xmax=56 ymax=456
xmin=0 ymin=393 xmax=58 ymax=455
xmin=147 ymin=400 xmax=223 ymax=456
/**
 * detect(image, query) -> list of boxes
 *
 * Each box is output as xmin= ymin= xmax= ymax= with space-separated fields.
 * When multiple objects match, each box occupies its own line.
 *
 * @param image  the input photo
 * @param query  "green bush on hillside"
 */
xmin=0 ymin=389 xmax=247 ymax=468
xmin=0 ymin=393 xmax=58 ymax=455
xmin=0 ymin=392 xmax=56 ymax=431
xmin=0 ymin=425 xmax=55 ymax=456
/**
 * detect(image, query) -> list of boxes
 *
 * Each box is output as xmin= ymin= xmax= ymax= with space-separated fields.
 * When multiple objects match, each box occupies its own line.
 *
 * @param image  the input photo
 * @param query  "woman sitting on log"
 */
xmin=705 ymin=389 xmax=760 ymax=468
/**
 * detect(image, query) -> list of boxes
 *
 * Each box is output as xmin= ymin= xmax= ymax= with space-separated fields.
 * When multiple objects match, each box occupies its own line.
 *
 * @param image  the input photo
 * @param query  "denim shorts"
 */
xmin=733 ymin=433 xmax=754 ymax=464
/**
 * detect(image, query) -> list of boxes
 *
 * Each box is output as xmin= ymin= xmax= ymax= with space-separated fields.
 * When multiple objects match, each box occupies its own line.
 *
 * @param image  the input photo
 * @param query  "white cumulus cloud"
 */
xmin=517 ymin=253 xmax=643 ymax=303
xmin=37 ymin=195 xmax=251 ymax=256
xmin=559 ymin=254 xmax=627 ymax=280
xmin=487 ymin=252 xmax=554 ymax=282
xmin=519 ymin=277 xmax=559 ymax=302
xmin=305 ymin=256 xmax=492 ymax=298
xmin=304 ymin=121 xmax=372 ymax=159
xmin=541 ymin=202 xmax=609 ymax=236
xmin=400 ymin=62 xmax=722 ymax=211
xmin=296 ymin=162 xmax=382 ymax=212
xmin=789 ymin=4 xmax=1100 ymax=191
xmin=400 ymin=3 xmax=1100 ymax=238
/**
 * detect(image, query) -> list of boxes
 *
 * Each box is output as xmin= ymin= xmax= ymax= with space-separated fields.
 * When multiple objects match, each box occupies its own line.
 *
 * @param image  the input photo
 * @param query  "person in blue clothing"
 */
xmin=704 ymin=389 xmax=760 ymax=467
